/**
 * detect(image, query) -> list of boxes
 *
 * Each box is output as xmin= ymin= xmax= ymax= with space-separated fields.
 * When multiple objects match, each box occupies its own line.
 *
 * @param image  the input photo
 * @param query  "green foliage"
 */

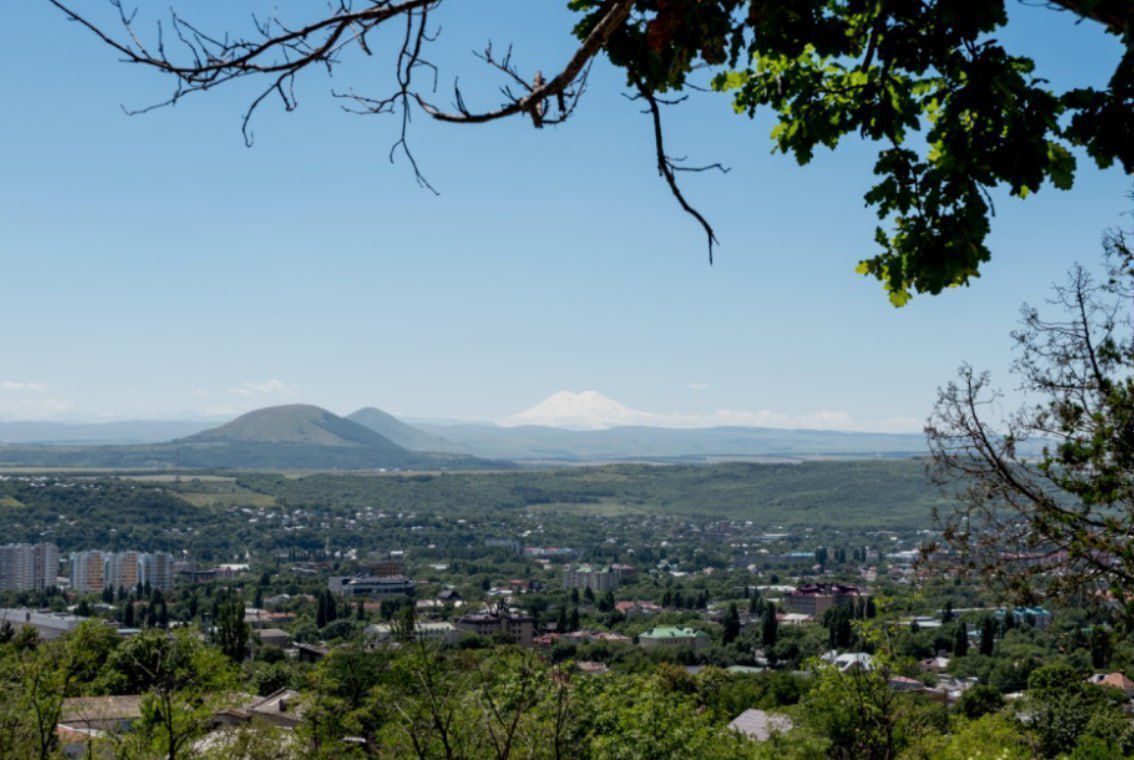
xmin=105 ymin=629 xmax=239 ymax=759
xmin=215 ymin=591 xmax=250 ymax=664
xmin=956 ymin=684 xmax=1005 ymax=721
xmin=930 ymin=712 xmax=1035 ymax=760
xmin=1022 ymin=662 xmax=1133 ymax=757
xmin=798 ymin=662 xmax=946 ymax=758
xmin=572 ymin=0 xmax=1132 ymax=304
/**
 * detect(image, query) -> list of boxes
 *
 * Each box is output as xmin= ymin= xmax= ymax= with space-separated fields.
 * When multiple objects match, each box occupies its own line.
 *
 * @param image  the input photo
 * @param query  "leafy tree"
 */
xmin=62 ymin=621 xmax=120 ymax=694
xmin=1022 ymin=662 xmax=1129 ymax=757
xmin=953 ymin=622 xmax=969 ymax=657
xmin=823 ymin=606 xmax=854 ymax=649
xmin=316 ymin=593 xmax=327 ymax=629
xmin=49 ymin=1 xmax=1134 ymax=303
xmin=930 ymin=231 xmax=1134 ymax=611
xmin=215 ymin=592 xmax=250 ymax=664
xmin=107 ymin=629 xmax=239 ymax=760
xmin=556 ymin=605 xmax=568 ymax=633
xmin=931 ymin=713 xmax=1034 ymax=760
xmin=761 ymin=602 xmax=778 ymax=648
xmin=979 ymin=616 xmax=996 ymax=657
xmin=748 ymin=589 xmax=761 ymax=615
xmin=1090 ymin=627 xmax=1113 ymax=669
xmin=0 ymin=641 xmax=64 ymax=760
xmin=801 ymin=662 xmax=938 ymax=759
xmin=721 ymin=602 xmax=740 ymax=645
xmin=955 ymin=683 xmax=1005 ymax=721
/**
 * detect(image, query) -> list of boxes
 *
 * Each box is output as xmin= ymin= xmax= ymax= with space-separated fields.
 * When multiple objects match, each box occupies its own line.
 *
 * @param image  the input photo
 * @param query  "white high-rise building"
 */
xmin=0 ymin=543 xmax=60 ymax=591
xmin=140 ymin=552 xmax=175 ymax=594
xmin=69 ymin=550 xmax=109 ymax=593
xmin=107 ymin=550 xmax=142 ymax=591
xmin=69 ymin=549 xmax=176 ymax=594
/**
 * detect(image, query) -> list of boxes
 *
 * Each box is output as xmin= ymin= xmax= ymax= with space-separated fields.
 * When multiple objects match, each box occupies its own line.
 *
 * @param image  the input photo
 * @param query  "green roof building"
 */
xmin=638 ymin=626 xmax=710 ymax=651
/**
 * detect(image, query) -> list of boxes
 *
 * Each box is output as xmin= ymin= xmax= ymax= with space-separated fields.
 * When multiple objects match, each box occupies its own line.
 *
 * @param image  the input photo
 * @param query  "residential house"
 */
xmin=638 ymin=627 xmax=710 ymax=652
xmin=562 ymin=564 xmax=618 ymax=593
xmin=255 ymin=628 xmax=293 ymax=648
xmin=1088 ymin=672 xmax=1134 ymax=698
xmin=366 ymin=621 xmax=460 ymax=646
xmin=821 ymin=650 xmax=874 ymax=673
xmin=728 ymin=709 xmax=793 ymax=742
xmin=328 ymin=574 xmax=415 ymax=599
xmin=454 ymin=609 xmax=534 ymax=647
xmin=782 ymin=583 xmax=868 ymax=617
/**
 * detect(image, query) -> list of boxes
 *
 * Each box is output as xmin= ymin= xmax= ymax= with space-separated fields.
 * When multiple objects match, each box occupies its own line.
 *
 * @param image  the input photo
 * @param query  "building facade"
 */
xmin=781 ymin=583 xmax=868 ymax=617
xmin=328 ymin=574 xmax=415 ymax=599
xmin=638 ymin=626 xmax=711 ymax=651
xmin=562 ymin=564 xmax=619 ymax=592
xmin=68 ymin=550 xmax=175 ymax=594
xmin=0 ymin=543 xmax=59 ymax=591
xmin=454 ymin=610 xmax=535 ymax=647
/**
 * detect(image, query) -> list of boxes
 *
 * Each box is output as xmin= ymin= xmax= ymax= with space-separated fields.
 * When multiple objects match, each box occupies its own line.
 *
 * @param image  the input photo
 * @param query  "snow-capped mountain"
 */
xmin=501 ymin=390 xmax=657 ymax=430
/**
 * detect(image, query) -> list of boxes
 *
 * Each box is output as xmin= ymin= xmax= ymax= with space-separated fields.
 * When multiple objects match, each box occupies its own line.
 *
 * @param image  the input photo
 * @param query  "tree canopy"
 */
xmin=928 ymin=223 xmax=1134 ymax=616
xmin=49 ymin=0 xmax=1134 ymax=304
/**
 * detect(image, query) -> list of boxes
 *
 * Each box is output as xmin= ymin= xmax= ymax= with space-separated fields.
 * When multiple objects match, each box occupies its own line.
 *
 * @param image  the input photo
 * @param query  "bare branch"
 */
xmin=633 ymin=80 xmax=721 ymax=264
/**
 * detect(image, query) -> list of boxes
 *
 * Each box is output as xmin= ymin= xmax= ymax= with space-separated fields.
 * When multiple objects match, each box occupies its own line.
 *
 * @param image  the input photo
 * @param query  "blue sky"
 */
xmin=0 ymin=2 xmax=1129 ymax=430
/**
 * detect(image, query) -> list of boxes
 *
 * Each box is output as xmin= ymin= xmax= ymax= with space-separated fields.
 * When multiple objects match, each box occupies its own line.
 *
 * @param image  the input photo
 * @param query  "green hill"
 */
xmin=347 ymin=407 xmax=466 ymax=453
xmin=188 ymin=405 xmax=404 ymax=450
xmin=0 ymin=405 xmax=501 ymax=471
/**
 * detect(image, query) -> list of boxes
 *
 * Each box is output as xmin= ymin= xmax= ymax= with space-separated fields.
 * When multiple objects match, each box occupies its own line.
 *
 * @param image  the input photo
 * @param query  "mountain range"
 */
xmin=0 ymin=405 xmax=496 ymax=470
xmin=0 ymin=397 xmax=930 ymax=469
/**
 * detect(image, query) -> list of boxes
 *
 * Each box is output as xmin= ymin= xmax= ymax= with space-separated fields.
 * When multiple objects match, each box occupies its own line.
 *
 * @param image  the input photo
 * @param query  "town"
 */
xmin=0 ymin=468 xmax=1118 ymax=757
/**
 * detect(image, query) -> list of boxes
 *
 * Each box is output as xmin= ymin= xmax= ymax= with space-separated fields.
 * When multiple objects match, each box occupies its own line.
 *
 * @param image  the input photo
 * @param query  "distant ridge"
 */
xmin=0 ymin=405 xmax=500 ymax=471
xmin=0 ymin=419 xmax=214 ymax=445
xmin=189 ymin=405 xmax=404 ymax=450
xmin=414 ymin=422 xmax=930 ymax=461
xmin=347 ymin=407 xmax=466 ymax=453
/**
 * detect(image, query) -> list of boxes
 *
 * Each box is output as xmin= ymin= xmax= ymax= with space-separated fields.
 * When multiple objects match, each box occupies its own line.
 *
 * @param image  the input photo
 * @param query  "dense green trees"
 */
xmin=1 ymin=604 xmax=1134 ymax=757
xmin=214 ymin=591 xmax=250 ymax=664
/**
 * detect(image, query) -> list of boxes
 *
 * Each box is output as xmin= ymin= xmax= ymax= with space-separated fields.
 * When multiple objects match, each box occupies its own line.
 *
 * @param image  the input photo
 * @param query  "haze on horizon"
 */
xmin=1 ymin=2 xmax=1129 ymax=434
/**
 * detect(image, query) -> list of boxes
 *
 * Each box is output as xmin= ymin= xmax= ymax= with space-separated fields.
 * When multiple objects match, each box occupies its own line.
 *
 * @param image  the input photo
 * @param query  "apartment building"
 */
xmin=69 ymin=550 xmax=175 ymax=594
xmin=781 ymin=583 xmax=869 ymax=617
xmin=0 ymin=543 xmax=59 ymax=591
xmin=328 ymin=574 xmax=415 ymax=599
xmin=562 ymin=564 xmax=620 ymax=592
xmin=454 ymin=609 xmax=535 ymax=647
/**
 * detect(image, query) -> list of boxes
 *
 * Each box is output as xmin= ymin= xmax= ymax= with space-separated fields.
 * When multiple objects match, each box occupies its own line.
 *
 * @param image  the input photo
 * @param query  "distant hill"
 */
xmin=347 ymin=407 xmax=466 ymax=453
xmin=0 ymin=405 xmax=501 ymax=471
xmin=0 ymin=419 xmax=214 ymax=445
xmin=188 ymin=405 xmax=404 ymax=450
xmin=413 ymin=422 xmax=930 ymax=461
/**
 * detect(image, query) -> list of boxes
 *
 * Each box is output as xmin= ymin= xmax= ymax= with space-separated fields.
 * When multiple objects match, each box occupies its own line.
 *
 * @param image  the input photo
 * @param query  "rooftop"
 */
xmin=728 ymin=709 xmax=793 ymax=741
xmin=61 ymin=695 xmax=143 ymax=724
xmin=640 ymin=626 xmax=708 ymax=639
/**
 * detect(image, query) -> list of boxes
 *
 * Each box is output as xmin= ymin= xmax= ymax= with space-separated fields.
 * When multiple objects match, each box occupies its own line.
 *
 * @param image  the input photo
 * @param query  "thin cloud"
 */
xmin=229 ymin=379 xmax=298 ymax=397
xmin=0 ymin=381 xmax=47 ymax=393
xmin=688 ymin=383 xmax=709 ymax=391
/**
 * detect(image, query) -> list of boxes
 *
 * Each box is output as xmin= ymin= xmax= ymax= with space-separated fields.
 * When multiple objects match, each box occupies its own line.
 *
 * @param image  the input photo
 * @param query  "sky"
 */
xmin=0 ymin=2 xmax=1130 ymax=432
